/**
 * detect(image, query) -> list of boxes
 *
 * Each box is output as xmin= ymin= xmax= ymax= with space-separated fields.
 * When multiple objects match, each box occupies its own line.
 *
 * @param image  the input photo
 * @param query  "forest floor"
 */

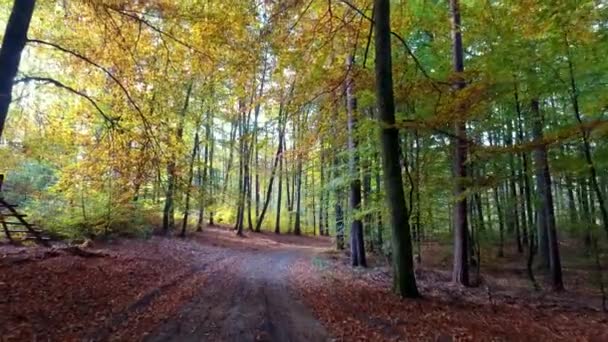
xmin=0 ymin=228 xmax=607 ymax=341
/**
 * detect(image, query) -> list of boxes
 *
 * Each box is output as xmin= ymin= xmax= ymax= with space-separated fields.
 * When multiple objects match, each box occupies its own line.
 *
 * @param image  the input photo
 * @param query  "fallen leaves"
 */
xmin=290 ymin=254 xmax=608 ymax=341
xmin=0 ymin=237 xmax=215 ymax=341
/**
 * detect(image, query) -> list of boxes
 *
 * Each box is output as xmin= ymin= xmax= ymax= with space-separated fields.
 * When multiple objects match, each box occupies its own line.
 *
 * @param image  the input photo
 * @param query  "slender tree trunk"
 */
xmin=294 ymin=157 xmax=303 ymax=236
xmin=493 ymin=186 xmax=505 ymax=257
xmin=181 ymin=129 xmax=200 ymax=237
xmin=515 ymin=91 xmax=535 ymax=242
xmin=565 ymin=175 xmax=578 ymax=225
xmin=311 ymin=161 xmax=317 ymax=235
xmin=580 ymin=178 xmax=592 ymax=247
xmin=208 ymin=119 xmax=215 ymax=226
xmin=256 ymin=103 xmax=285 ymax=232
xmin=275 ymin=149 xmax=284 ymax=234
xmin=505 ymin=123 xmax=523 ymax=253
xmin=235 ymin=103 xmax=246 ymax=235
xmin=346 ymin=55 xmax=366 ymax=267
xmin=0 ymin=0 xmax=37 ymax=138
xmin=450 ymin=0 xmax=469 ymax=286
xmin=375 ymin=152 xmax=383 ymax=250
xmin=319 ymin=149 xmax=325 ymax=236
xmin=197 ymin=110 xmax=212 ymax=232
xmin=414 ymin=130 xmax=422 ymax=261
xmin=163 ymin=82 xmax=192 ymax=234
xmin=531 ymin=99 xmax=564 ymax=290
xmin=375 ymin=0 xmax=419 ymax=297
xmin=566 ymin=51 xmax=608 ymax=237
xmin=363 ymin=156 xmax=373 ymax=251
xmin=223 ymin=121 xmax=237 ymax=198
xmin=332 ymin=101 xmax=345 ymax=249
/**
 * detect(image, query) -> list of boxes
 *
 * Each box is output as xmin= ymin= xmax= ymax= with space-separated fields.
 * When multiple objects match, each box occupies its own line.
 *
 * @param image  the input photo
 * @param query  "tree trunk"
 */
xmin=235 ymin=103 xmax=246 ymax=236
xmin=0 ymin=0 xmax=37 ymax=138
xmin=163 ymin=82 xmax=192 ymax=234
xmin=375 ymin=0 xmax=419 ymax=297
xmin=580 ymin=178 xmax=592 ymax=247
xmin=294 ymin=157 xmax=303 ymax=236
xmin=565 ymin=175 xmax=578 ymax=225
xmin=566 ymin=51 xmax=608 ymax=237
xmin=346 ymin=55 xmax=366 ymax=267
xmin=275 ymin=149 xmax=284 ymax=234
xmin=505 ymin=123 xmax=523 ymax=253
xmin=515 ymin=90 xmax=535 ymax=245
xmin=208 ymin=117 xmax=215 ymax=226
xmin=375 ymin=152 xmax=384 ymax=250
xmin=531 ymin=99 xmax=564 ymax=291
xmin=414 ymin=131 xmax=422 ymax=261
xmin=222 ymin=120 xmax=237 ymax=199
xmin=197 ymin=110 xmax=212 ymax=232
xmin=449 ymin=0 xmax=469 ymax=286
xmin=514 ymin=87 xmax=530 ymax=245
xmin=332 ymin=101 xmax=345 ymax=249
xmin=256 ymin=102 xmax=285 ymax=232
xmin=181 ymin=129 xmax=200 ymax=237
xmin=319 ymin=149 xmax=325 ymax=236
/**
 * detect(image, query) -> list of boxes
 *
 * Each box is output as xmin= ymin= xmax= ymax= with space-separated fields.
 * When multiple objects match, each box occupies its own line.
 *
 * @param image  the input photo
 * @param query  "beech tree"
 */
xmin=0 ymin=0 xmax=36 ymax=138
xmin=374 ymin=0 xmax=419 ymax=298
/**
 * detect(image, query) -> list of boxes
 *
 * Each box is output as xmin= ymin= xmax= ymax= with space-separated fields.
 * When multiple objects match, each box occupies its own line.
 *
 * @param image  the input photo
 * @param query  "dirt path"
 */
xmin=145 ymin=229 xmax=330 ymax=342
xmin=3 ymin=227 xmax=607 ymax=341
xmin=0 ymin=227 xmax=331 ymax=341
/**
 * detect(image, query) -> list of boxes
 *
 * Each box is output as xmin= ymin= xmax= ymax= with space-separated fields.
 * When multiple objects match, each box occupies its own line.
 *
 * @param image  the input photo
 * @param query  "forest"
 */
xmin=1 ymin=0 xmax=608 ymax=340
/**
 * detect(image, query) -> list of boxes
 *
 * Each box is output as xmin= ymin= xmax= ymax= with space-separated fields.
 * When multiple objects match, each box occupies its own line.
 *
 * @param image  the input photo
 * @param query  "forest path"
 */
xmin=145 ymin=227 xmax=331 ymax=342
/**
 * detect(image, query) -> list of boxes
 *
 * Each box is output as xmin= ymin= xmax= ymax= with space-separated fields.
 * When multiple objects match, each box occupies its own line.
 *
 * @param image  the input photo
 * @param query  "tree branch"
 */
xmin=14 ymin=76 xmax=116 ymax=125
xmin=27 ymin=38 xmax=159 ymax=149
xmin=337 ymin=0 xmax=443 ymax=93
xmin=104 ymin=6 xmax=214 ymax=62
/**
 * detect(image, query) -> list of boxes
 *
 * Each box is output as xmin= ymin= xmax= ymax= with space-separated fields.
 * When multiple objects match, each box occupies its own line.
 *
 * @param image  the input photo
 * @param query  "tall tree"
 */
xmin=375 ymin=0 xmax=419 ymax=298
xmin=449 ymin=0 xmax=469 ymax=286
xmin=163 ymin=82 xmax=192 ymax=234
xmin=531 ymin=99 xmax=564 ymax=291
xmin=346 ymin=55 xmax=366 ymax=267
xmin=0 ymin=0 xmax=37 ymax=138
xmin=565 ymin=43 xmax=608 ymax=237
xmin=256 ymin=101 xmax=285 ymax=232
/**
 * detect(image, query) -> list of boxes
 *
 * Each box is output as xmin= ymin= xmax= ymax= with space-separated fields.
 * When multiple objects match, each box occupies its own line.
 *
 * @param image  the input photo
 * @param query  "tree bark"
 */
xmin=566 ymin=50 xmax=608 ymax=237
xmin=163 ymin=82 xmax=192 ymax=234
xmin=197 ymin=110 xmax=212 ymax=232
xmin=449 ymin=0 xmax=469 ymax=286
xmin=208 ymin=117 xmax=215 ymax=226
xmin=275 ymin=145 xmax=284 ymax=234
xmin=375 ymin=0 xmax=419 ymax=297
xmin=319 ymin=148 xmax=326 ymax=236
xmin=294 ymin=157 xmax=303 ymax=235
xmin=531 ymin=99 xmax=564 ymax=291
xmin=256 ymin=102 xmax=285 ymax=232
xmin=0 ymin=0 xmax=37 ymax=138
xmin=181 ymin=129 xmax=200 ymax=237
xmin=346 ymin=55 xmax=366 ymax=267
